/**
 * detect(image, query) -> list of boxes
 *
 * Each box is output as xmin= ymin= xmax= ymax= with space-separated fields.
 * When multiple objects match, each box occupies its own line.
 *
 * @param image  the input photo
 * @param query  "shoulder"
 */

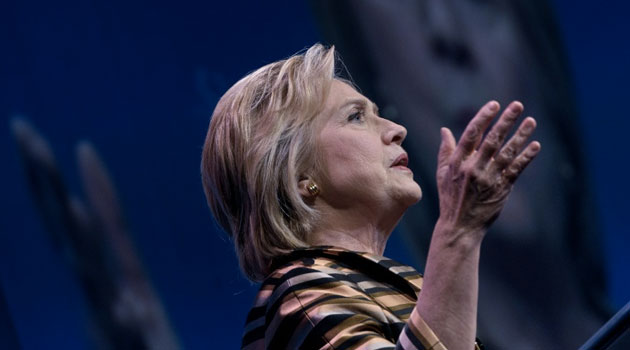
xmin=242 ymin=253 xmax=382 ymax=349
xmin=259 ymin=253 xmax=370 ymax=315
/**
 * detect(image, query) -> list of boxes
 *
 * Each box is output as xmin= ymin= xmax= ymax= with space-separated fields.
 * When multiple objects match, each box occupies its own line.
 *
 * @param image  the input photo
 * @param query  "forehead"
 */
xmin=322 ymin=80 xmax=366 ymax=113
xmin=329 ymin=79 xmax=363 ymax=101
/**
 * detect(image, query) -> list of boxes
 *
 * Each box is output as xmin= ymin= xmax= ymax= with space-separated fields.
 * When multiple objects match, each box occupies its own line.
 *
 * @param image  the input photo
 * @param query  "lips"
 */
xmin=391 ymin=153 xmax=409 ymax=167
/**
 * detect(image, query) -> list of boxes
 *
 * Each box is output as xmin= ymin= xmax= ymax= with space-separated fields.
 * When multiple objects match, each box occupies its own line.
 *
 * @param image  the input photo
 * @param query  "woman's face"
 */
xmin=315 ymin=80 xmax=422 ymax=212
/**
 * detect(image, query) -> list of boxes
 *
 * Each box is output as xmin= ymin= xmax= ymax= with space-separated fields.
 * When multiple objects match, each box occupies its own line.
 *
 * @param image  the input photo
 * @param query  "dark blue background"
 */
xmin=1 ymin=1 xmax=628 ymax=348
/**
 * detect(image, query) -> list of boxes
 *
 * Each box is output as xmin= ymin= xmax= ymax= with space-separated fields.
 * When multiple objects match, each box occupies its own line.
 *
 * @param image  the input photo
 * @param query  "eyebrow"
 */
xmin=340 ymin=98 xmax=379 ymax=115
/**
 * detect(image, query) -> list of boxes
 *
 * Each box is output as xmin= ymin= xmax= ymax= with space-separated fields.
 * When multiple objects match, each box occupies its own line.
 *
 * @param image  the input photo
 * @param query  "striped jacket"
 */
xmin=241 ymin=246 xmax=482 ymax=349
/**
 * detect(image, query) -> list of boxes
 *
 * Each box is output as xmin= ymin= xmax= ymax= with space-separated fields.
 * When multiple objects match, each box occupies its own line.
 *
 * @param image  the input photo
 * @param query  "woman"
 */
xmin=201 ymin=44 xmax=539 ymax=350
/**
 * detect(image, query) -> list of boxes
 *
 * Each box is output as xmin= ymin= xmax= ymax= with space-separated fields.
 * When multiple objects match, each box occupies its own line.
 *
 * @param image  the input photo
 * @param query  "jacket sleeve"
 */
xmin=258 ymin=266 xmax=446 ymax=350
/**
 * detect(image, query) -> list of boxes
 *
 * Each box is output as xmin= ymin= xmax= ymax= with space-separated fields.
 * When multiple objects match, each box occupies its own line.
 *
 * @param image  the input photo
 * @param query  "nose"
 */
xmin=425 ymin=0 xmax=476 ymax=70
xmin=382 ymin=119 xmax=407 ymax=145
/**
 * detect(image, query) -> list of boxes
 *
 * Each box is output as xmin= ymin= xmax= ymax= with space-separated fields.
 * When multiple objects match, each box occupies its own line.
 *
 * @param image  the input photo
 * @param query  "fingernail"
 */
xmin=531 ymin=141 xmax=541 ymax=151
xmin=488 ymin=101 xmax=499 ymax=111
xmin=510 ymin=101 xmax=524 ymax=112
xmin=523 ymin=118 xmax=536 ymax=132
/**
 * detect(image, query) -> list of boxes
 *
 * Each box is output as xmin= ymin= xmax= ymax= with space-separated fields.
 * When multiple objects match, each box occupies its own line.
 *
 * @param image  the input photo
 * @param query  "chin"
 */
xmin=410 ymin=185 xmax=423 ymax=204
xmin=398 ymin=183 xmax=423 ymax=208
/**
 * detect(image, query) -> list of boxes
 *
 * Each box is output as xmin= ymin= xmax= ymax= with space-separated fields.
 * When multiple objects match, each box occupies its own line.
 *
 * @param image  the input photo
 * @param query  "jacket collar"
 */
xmin=272 ymin=246 xmax=423 ymax=297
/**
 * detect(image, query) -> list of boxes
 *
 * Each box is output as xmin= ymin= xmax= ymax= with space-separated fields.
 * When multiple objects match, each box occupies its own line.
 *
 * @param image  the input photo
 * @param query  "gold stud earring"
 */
xmin=307 ymin=183 xmax=320 ymax=196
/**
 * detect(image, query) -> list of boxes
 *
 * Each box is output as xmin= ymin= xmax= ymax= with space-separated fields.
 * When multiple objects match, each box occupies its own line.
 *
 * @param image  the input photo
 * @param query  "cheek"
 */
xmin=320 ymin=137 xmax=383 ymax=184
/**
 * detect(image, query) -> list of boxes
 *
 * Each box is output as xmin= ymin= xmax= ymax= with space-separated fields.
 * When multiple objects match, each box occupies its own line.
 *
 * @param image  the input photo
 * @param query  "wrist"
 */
xmin=433 ymin=217 xmax=485 ymax=251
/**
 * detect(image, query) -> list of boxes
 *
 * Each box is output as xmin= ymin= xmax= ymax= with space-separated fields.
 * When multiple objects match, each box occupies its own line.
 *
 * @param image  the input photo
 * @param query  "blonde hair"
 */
xmin=201 ymin=44 xmax=337 ymax=281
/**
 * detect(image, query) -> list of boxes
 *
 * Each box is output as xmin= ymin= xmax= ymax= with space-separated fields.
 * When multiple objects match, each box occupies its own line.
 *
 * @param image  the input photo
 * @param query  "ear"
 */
xmin=297 ymin=177 xmax=313 ymax=197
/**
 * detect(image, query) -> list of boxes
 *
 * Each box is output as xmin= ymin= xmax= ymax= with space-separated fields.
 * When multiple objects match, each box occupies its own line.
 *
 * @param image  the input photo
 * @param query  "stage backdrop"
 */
xmin=1 ymin=0 xmax=628 ymax=349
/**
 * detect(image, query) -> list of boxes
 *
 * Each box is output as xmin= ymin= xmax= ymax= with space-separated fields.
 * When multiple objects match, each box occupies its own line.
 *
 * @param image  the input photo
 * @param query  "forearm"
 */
xmin=416 ymin=218 xmax=483 ymax=350
xmin=409 ymin=101 xmax=538 ymax=349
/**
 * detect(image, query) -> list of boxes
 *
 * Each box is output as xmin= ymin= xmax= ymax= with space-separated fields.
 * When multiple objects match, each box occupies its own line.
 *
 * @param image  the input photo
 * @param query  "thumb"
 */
xmin=438 ymin=127 xmax=456 ymax=166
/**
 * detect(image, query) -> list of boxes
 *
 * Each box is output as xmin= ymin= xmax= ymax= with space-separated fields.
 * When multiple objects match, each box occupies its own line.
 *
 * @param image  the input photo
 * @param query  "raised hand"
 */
xmin=11 ymin=119 xmax=179 ymax=349
xmin=435 ymin=101 xmax=541 ymax=239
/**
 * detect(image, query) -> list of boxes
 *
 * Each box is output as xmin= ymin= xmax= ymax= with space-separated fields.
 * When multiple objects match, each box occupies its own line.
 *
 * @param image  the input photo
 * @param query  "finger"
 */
xmin=476 ymin=101 xmax=523 ymax=167
xmin=503 ymin=141 xmax=541 ymax=183
xmin=492 ymin=117 xmax=537 ymax=171
xmin=437 ymin=127 xmax=456 ymax=167
xmin=453 ymin=101 xmax=500 ymax=163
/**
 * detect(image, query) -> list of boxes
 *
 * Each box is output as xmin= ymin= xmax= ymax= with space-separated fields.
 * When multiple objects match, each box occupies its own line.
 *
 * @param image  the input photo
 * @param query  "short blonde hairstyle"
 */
xmin=201 ymin=44 xmax=337 ymax=281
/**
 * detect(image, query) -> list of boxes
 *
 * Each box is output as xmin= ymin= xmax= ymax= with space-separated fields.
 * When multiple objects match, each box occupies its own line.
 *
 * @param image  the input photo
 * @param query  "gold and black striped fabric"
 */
xmin=241 ymin=246 xmax=482 ymax=349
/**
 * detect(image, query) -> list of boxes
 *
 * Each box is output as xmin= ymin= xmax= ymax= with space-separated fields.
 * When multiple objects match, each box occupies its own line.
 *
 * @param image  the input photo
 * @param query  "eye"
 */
xmin=347 ymin=109 xmax=365 ymax=123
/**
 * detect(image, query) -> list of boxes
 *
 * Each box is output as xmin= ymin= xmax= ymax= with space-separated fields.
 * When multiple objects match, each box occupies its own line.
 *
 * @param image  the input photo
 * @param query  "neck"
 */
xmin=309 ymin=226 xmax=389 ymax=255
xmin=308 ymin=204 xmax=405 ymax=256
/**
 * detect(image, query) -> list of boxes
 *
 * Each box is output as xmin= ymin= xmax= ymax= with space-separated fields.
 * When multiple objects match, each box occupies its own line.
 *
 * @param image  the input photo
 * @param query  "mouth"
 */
xmin=391 ymin=153 xmax=410 ymax=169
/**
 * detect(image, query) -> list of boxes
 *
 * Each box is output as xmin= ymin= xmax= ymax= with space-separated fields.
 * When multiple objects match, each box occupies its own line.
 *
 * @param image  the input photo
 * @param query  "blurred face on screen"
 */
xmin=349 ymin=0 xmax=570 ymax=244
xmin=312 ymin=0 xmax=609 ymax=347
